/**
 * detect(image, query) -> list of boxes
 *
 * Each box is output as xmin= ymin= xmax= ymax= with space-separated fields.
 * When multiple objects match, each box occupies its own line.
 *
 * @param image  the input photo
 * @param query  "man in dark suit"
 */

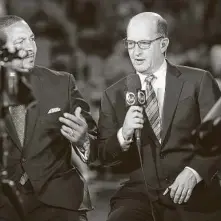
xmin=97 ymin=12 xmax=221 ymax=221
xmin=0 ymin=15 xmax=97 ymax=221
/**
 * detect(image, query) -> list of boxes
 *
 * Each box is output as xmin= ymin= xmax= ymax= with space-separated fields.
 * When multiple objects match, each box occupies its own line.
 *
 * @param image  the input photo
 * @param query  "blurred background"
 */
xmin=1 ymin=0 xmax=221 ymax=220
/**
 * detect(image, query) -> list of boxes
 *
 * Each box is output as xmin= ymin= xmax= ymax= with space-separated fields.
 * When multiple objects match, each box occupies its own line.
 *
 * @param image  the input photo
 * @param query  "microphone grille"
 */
xmin=126 ymin=74 xmax=141 ymax=93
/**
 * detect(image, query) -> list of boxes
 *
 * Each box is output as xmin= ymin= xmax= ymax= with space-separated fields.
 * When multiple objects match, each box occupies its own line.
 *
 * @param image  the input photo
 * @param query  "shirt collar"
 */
xmin=137 ymin=59 xmax=167 ymax=86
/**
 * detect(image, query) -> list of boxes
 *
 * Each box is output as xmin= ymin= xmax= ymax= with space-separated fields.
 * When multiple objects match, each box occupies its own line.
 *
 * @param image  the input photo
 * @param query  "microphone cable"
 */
xmin=135 ymin=119 xmax=157 ymax=221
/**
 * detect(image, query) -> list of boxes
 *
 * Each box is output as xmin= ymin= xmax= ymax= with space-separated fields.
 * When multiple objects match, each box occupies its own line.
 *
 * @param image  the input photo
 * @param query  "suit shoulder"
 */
xmin=177 ymin=65 xmax=207 ymax=74
xmin=34 ymin=65 xmax=72 ymax=80
xmin=176 ymin=64 xmax=213 ymax=83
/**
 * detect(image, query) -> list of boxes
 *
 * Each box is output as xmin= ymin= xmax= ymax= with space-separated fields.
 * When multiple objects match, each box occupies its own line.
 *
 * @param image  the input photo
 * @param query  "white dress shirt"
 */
xmin=117 ymin=59 xmax=202 ymax=183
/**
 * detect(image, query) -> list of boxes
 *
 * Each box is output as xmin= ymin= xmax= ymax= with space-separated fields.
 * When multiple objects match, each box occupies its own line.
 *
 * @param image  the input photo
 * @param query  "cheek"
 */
xmin=143 ymin=51 xmax=152 ymax=62
xmin=145 ymin=48 xmax=156 ymax=60
xmin=33 ymin=43 xmax=37 ymax=54
xmin=128 ymin=50 xmax=133 ymax=58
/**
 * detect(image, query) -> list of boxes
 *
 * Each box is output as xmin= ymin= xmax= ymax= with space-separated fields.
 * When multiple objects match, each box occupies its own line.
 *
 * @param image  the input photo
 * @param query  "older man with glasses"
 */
xmin=97 ymin=12 xmax=221 ymax=221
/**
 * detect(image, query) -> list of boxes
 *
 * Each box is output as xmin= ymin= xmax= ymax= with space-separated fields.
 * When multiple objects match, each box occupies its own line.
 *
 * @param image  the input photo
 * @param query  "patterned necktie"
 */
xmin=145 ymin=75 xmax=161 ymax=141
xmin=9 ymin=105 xmax=27 ymax=146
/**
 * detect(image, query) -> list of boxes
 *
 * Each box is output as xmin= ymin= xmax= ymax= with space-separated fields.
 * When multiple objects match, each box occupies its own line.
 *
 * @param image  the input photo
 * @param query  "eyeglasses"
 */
xmin=124 ymin=36 xmax=164 ymax=50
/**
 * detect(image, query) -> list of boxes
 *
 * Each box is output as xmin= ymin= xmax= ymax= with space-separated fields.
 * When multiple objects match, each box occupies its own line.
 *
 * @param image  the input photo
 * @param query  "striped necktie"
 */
xmin=145 ymin=75 xmax=161 ymax=141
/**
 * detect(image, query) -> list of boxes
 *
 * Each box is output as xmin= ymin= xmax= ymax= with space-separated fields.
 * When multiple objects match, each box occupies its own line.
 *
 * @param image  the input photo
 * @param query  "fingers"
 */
xmin=128 ymin=106 xmax=144 ymax=119
xmin=184 ymin=188 xmax=193 ymax=203
xmin=5 ymin=42 xmax=16 ymax=53
xmin=60 ymin=112 xmax=85 ymax=127
xmin=169 ymin=184 xmax=178 ymax=199
xmin=75 ymin=107 xmax=82 ymax=118
xmin=134 ymin=117 xmax=144 ymax=125
xmin=163 ymin=188 xmax=169 ymax=195
xmin=133 ymin=112 xmax=143 ymax=120
xmin=129 ymin=106 xmax=143 ymax=113
xmin=59 ymin=116 xmax=80 ymax=130
xmin=59 ymin=110 xmax=88 ymax=145
xmin=60 ymin=128 xmax=78 ymax=143
xmin=61 ymin=125 xmax=80 ymax=137
xmin=167 ymin=184 xmax=192 ymax=204
xmin=18 ymin=49 xmax=28 ymax=59
xmin=178 ymin=188 xmax=188 ymax=204
xmin=122 ymin=106 xmax=145 ymax=139
xmin=171 ymin=184 xmax=183 ymax=204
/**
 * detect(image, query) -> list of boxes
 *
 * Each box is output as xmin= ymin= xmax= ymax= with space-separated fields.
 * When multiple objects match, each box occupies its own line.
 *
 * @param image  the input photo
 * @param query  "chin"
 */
xmin=133 ymin=64 xmax=150 ymax=73
xmin=134 ymin=67 xmax=148 ymax=74
xmin=24 ymin=64 xmax=34 ymax=71
xmin=15 ymin=66 xmax=33 ymax=73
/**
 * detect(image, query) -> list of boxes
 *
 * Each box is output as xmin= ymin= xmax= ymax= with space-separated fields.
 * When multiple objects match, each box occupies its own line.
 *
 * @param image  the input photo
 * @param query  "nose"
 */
xmin=23 ymin=39 xmax=34 ymax=51
xmin=133 ymin=43 xmax=142 ymax=56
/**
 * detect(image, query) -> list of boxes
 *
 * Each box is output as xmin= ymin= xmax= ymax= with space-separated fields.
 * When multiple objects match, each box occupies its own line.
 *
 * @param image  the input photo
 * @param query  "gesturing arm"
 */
xmin=98 ymin=90 xmax=144 ymax=168
xmin=59 ymin=73 xmax=97 ymax=164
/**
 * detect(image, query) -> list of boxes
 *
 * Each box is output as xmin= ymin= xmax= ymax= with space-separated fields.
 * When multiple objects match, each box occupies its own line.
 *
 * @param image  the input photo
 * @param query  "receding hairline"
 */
xmin=127 ymin=12 xmax=168 ymax=37
xmin=0 ymin=15 xmax=25 ymax=31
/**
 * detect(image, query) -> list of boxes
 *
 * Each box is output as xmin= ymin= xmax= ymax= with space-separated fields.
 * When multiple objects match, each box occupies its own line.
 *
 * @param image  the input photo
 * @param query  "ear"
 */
xmin=160 ymin=38 xmax=169 ymax=54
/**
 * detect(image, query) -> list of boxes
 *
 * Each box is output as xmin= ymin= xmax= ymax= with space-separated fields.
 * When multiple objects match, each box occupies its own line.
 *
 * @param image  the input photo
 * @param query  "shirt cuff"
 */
xmin=72 ymin=134 xmax=90 ymax=163
xmin=185 ymin=166 xmax=203 ymax=183
xmin=117 ymin=128 xmax=133 ymax=151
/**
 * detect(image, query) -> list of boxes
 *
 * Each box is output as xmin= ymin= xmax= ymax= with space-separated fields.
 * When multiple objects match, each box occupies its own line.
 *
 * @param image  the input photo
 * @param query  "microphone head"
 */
xmin=126 ymin=74 xmax=141 ymax=94
xmin=126 ymin=74 xmax=146 ymax=106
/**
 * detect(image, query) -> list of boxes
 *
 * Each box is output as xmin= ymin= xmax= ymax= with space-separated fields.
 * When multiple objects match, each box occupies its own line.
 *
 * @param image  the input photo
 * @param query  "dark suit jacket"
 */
xmin=98 ymin=61 xmax=221 ymax=212
xmin=1 ymin=65 xmax=97 ymax=211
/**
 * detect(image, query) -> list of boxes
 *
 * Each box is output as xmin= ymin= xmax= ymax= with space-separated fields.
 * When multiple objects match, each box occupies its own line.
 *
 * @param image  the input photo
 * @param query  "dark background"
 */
xmin=1 ymin=0 xmax=221 ymax=220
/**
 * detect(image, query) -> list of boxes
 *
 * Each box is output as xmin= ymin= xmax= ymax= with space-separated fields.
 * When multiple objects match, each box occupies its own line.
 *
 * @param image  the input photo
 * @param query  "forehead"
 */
xmin=4 ymin=21 xmax=33 ymax=40
xmin=127 ymin=19 xmax=157 ymax=41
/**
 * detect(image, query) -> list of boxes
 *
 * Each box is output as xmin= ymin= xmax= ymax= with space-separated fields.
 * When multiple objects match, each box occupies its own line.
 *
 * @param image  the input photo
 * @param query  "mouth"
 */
xmin=134 ymin=58 xmax=145 ymax=65
xmin=24 ymin=51 xmax=35 ymax=58
xmin=27 ymin=54 xmax=34 ymax=58
xmin=25 ymin=55 xmax=35 ymax=61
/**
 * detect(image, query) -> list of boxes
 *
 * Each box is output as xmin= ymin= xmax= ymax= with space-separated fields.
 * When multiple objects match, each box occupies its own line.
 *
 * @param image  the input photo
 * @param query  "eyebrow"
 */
xmin=13 ymin=37 xmax=25 ymax=43
xmin=13 ymin=34 xmax=35 ymax=43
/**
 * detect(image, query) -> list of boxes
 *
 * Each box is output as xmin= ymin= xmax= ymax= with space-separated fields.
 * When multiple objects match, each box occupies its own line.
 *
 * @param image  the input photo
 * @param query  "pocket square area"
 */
xmin=48 ymin=107 xmax=61 ymax=114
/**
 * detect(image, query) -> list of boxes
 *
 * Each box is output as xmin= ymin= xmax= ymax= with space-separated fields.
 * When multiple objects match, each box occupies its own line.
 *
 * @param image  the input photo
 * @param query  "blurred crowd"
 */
xmin=1 ymin=1 xmax=221 ymax=219
xmin=1 ymin=0 xmax=220 ymax=122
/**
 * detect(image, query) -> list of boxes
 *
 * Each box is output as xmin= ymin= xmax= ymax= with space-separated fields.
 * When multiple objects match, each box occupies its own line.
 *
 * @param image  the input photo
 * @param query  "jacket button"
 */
xmin=21 ymin=158 xmax=26 ymax=163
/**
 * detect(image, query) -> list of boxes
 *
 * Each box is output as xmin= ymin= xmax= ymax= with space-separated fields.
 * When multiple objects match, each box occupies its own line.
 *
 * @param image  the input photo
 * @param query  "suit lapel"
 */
xmin=161 ymin=62 xmax=184 ymax=145
xmin=120 ymin=81 xmax=128 ymax=125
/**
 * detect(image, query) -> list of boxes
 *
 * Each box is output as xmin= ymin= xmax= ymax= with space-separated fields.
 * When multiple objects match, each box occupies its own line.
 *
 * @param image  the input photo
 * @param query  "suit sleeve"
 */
xmin=68 ymin=73 xmax=97 ymax=164
xmin=97 ymin=90 xmax=137 ymax=167
xmin=188 ymin=71 xmax=221 ymax=185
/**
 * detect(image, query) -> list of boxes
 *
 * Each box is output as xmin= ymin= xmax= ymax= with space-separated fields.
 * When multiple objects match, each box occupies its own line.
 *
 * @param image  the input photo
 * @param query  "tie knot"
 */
xmin=145 ymin=74 xmax=155 ymax=83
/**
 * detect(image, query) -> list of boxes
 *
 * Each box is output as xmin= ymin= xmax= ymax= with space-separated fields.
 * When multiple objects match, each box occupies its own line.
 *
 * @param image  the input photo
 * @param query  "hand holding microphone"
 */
xmin=0 ymin=31 xmax=27 ymax=68
xmin=122 ymin=106 xmax=144 ymax=143
xmin=121 ymin=74 xmax=146 ymax=151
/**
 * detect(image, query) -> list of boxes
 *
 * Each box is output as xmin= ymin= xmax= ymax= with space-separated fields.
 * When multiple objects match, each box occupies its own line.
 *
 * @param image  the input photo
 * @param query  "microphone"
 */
xmin=0 ymin=31 xmax=29 ymax=107
xmin=125 ymin=74 xmax=146 ymax=148
xmin=0 ymin=32 xmax=26 ymax=220
xmin=0 ymin=32 xmax=25 ymax=63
